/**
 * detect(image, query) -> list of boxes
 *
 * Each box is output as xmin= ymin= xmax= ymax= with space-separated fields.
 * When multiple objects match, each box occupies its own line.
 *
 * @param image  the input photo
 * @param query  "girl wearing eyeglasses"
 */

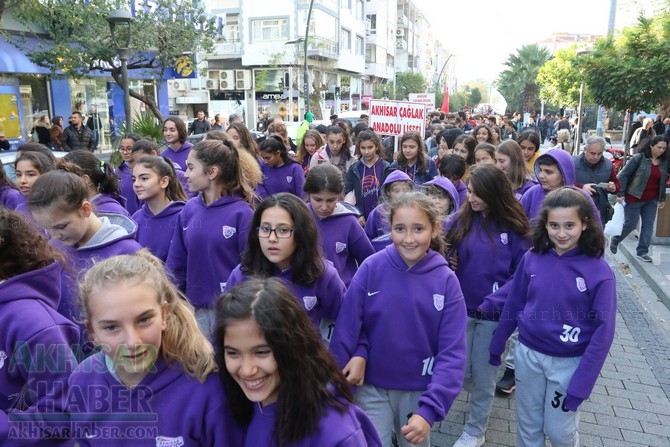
xmin=225 ymin=193 xmax=345 ymax=342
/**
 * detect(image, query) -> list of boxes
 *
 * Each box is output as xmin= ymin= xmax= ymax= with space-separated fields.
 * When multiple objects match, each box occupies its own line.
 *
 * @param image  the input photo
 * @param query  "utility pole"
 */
xmin=596 ymin=0 xmax=617 ymax=136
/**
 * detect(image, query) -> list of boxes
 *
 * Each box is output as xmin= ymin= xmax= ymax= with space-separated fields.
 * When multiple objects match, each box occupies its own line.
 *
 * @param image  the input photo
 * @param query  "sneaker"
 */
xmin=609 ymin=239 xmax=619 ymax=254
xmin=496 ymin=367 xmax=516 ymax=395
xmin=453 ymin=432 xmax=485 ymax=447
xmin=636 ymin=254 xmax=652 ymax=263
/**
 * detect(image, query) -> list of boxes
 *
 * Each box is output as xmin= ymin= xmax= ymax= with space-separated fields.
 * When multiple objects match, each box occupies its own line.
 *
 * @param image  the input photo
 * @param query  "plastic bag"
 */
xmin=604 ymin=202 xmax=624 ymax=237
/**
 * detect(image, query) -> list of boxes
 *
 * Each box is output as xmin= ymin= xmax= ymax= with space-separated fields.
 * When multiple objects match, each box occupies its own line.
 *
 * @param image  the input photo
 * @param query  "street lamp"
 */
xmin=108 ymin=10 xmax=134 ymax=134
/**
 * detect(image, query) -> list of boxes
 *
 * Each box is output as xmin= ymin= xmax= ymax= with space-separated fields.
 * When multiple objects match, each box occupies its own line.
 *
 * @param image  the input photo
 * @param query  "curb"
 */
xmin=618 ymin=237 xmax=670 ymax=311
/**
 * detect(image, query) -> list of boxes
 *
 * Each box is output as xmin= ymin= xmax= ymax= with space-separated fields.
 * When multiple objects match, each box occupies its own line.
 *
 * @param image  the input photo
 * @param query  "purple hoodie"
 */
xmin=57 ymin=213 xmax=142 ymax=324
xmin=68 ymin=353 xmax=243 ymax=446
xmin=520 ymin=149 xmax=601 ymax=225
xmin=132 ymin=201 xmax=186 ymax=262
xmin=91 ymin=193 xmax=131 ymax=218
xmin=454 ymin=179 xmax=467 ymax=206
xmin=423 ymin=176 xmax=461 ymax=230
xmin=0 ymin=184 xmax=22 ymax=210
xmin=489 ymin=247 xmax=616 ymax=411
xmin=330 ymin=246 xmax=467 ymax=426
xmin=257 ymin=162 xmax=306 ymax=200
xmin=364 ymin=170 xmax=413 ymax=240
xmin=243 ymin=399 xmax=382 ymax=447
xmin=445 ymin=214 xmax=530 ymax=319
xmin=161 ymin=141 xmax=194 ymax=172
xmin=515 ymin=178 xmax=537 ymax=201
xmin=225 ymin=261 xmax=345 ymax=331
xmin=166 ymin=194 xmax=253 ymax=308
xmin=308 ymin=202 xmax=374 ymax=287
xmin=115 ymin=161 xmax=141 ymax=215
xmin=1 ymin=262 xmax=79 ymax=446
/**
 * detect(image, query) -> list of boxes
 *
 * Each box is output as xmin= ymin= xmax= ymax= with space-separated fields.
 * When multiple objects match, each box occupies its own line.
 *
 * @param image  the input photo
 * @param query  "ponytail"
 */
xmin=135 ymin=155 xmax=188 ymax=202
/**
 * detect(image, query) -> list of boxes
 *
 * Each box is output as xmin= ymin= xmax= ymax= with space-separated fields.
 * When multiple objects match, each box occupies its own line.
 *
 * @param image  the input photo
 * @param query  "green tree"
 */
xmin=395 ymin=71 xmax=427 ymax=99
xmin=468 ymin=88 xmax=482 ymax=107
xmin=537 ymin=46 xmax=587 ymax=109
xmin=8 ymin=0 xmax=219 ymax=121
xmin=580 ymin=13 xmax=670 ymax=117
xmin=497 ymin=44 xmax=551 ymax=114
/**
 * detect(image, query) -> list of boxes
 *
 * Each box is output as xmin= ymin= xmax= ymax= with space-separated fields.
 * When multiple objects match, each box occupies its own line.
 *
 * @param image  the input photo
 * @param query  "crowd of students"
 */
xmin=0 ymin=113 xmax=621 ymax=447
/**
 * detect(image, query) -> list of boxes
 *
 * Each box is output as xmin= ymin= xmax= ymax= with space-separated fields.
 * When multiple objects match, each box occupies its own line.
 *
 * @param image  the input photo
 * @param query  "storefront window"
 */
xmin=0 ymin=74 xmax=49 ymax=141
xmin=70 ymin=78 xmax=110 ymax=150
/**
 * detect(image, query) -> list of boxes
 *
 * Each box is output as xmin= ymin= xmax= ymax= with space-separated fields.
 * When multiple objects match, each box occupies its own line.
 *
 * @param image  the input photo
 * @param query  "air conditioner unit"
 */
xmin=396 ymin=39 xmax=407 ymax=50
xmin=207 ymin=70 xmax=219 ymax=80
xmin=206 ymin=79 xmax=219 ymax=90
xmin=219 ymin=70 xmax=235 ymax=81
xmin=171 ymin=80 xmax=186 ymax=91
xmin=220 ymin=70 xmax=235 ymax=90
xmin=235 ymin=69 xmax=251 ymax=90
xmin=396 ymin=29 xmax=404 ymax=37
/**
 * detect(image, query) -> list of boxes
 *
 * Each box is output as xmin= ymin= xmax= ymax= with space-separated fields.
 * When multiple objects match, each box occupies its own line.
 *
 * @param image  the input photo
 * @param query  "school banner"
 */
xmin=368 ymin=100 xmax=425 ymax=137
xmin=408 ymin=93 xmax=435 ymax=112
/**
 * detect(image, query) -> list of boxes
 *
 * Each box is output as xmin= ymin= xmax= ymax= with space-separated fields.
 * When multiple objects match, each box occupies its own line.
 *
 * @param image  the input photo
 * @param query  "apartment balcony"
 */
xmin=214 ymin=40 xmax=242 ymax=56
xmin=306 ymin=36 xmax=338 ymax=61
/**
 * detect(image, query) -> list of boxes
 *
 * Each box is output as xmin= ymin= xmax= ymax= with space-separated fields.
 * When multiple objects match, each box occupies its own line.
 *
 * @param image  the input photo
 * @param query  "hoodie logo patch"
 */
xmin=286 ymin=176 xmax=293 ymax=183
xmin=303 ymin=296 xmax=317 ymax=310
xmin=155 ymin=436 xmax=184 ymax=447
xmin=336 ymin=242 xmax=347 ymax=253
xmin=433 ymin=294 xmax=444 ymax=311
xmin=576 ymin=277 xmax=587 ymax=292
xmin=222 ymin=226 xmax=236 ymax=239
xmin=0 ymin=351 xmax=6 ymax=370
xmin=500 ymin=233 xmax=509 ymax=245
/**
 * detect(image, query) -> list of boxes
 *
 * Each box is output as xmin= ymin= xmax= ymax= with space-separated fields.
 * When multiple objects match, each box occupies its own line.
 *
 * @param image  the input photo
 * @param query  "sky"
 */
xmin=413 ymin=0 xmax=618 ymax=85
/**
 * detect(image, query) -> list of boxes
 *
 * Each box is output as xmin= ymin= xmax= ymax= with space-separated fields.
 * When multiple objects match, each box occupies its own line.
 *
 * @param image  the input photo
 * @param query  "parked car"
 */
xmin=1 ymin=150 xmax=68 ymax=181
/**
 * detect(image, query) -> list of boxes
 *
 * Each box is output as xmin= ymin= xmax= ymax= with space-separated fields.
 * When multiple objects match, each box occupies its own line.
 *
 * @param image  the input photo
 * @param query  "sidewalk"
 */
xmin=430 ymin=237 xmax=670 ymax=446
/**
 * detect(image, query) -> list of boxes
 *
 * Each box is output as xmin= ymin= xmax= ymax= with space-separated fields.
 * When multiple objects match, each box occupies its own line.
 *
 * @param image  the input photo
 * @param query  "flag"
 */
xmin=440 ymin=85 xmax=449 ymax=113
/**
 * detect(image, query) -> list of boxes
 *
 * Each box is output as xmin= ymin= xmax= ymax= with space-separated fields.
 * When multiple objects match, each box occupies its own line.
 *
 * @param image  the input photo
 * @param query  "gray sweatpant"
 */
xmin=515 ymin=343 xmax=580 ymax=447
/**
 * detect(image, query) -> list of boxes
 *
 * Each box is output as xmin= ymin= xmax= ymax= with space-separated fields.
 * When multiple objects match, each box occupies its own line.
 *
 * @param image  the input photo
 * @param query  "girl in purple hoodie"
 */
xmin=330 ymin=191 xmax=467 ymax=447
xmin=131 ymin=155 xmax=188 ymax=262
xmin=166 ymin=139 xmax=257 ymax=339
xmin=0 ymin=209 xmax=79 ymax=446
xmin=304 ymin=164 xmax=374 ymax=287
xmin=489 ymin=187 xmax=616 ymax=447
xmin=27 ymin=171 xmax=142 ymax=330
xmin=62 ymin=150 xmax=130 ymax=217
xmin=256 ymin=136 xmax=306 ymax=200
xmin=444 ymin=164 xmax=531 ymax=447
xmin=0 ymin=160 xmax=21 ymax=210
xmin=225 ymin=193 xmax=345 ymax=341
xmin=214 ymin=277 xmax=382 ymax=447
xmin=69 ymin=251 xmax=242 ymax=446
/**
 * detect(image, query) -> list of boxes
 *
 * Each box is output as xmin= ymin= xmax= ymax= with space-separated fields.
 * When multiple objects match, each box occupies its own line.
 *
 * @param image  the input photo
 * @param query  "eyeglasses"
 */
xmin=256 ymin=226 xmax=294 ymax=239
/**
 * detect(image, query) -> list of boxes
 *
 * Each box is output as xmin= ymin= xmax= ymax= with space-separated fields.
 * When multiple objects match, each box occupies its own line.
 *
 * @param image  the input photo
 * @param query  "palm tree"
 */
xmin=497 ymin=44 xmax=551 ymax=114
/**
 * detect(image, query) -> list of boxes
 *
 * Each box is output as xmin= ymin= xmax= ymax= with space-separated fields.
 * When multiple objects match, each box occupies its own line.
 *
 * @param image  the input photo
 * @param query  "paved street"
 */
xmin=430 ymin=237 xmax=670 ymax=446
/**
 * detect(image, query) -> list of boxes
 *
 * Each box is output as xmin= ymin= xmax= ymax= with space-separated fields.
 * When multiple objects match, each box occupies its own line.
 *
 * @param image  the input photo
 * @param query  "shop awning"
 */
xmin=0 ymin=37 xmax=51 ymax=74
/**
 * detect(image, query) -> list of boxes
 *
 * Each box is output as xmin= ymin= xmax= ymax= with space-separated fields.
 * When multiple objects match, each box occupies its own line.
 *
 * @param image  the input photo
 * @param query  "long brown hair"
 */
xmin=445 ymin=164 xmax=530 ymax=250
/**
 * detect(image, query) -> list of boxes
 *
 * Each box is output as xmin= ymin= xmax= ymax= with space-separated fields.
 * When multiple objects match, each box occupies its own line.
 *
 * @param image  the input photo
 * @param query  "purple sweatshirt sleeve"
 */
xmin=489 ymin=254 xmax=530 ymax=366
xmin=564 ymin=276 xmax=616 ymax=411
xmin=165 ymin=213 xmax=187 ymax=292
xmin=317 ymin=265 xmax=346 ymax=321
xmin=349 ymin=223 xmax=375 ymax=266
xmin=415 ymin=273 xmax=467 ymax=425
xmin=329 ymin=274 xmax=369 ymax=368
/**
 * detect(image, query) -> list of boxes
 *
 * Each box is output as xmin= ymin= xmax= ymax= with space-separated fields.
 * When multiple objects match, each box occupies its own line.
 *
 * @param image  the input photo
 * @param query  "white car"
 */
xmin=1 ymin=150 xmax=68 ymax=181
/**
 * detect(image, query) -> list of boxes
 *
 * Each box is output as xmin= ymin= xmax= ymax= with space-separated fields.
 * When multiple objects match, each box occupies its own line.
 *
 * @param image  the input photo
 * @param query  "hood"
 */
xmin=308 ymin=201 xmax=361 ymax=219
xmin=166 ymin=140 xmax=194 ymax=153
xmin=534 ymin=149 xmax=575 ymax=186
xmin=383 ymin=244 xmax=448 ymax=273
xmin=92 ymin=352 xmax=188 ymax=391
xmin=139 ymin=201 xmax=185 ymax=219
xmin=196 ymin=192 xmax=246 ymax=209
xmin=381 ymin=170 xmax=413 ymax=199
xmin=92 ymin=192 xmax=128 ymax=209
xmin=423 ymin=176 xmax=461 ymax=211
xmin=35 ymin=121 xmax=50 ymax=128
xmin=0 ymin=261 xmax=61 ymax=308
xmin=79 ymin=214 xmax=137 ymax=250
